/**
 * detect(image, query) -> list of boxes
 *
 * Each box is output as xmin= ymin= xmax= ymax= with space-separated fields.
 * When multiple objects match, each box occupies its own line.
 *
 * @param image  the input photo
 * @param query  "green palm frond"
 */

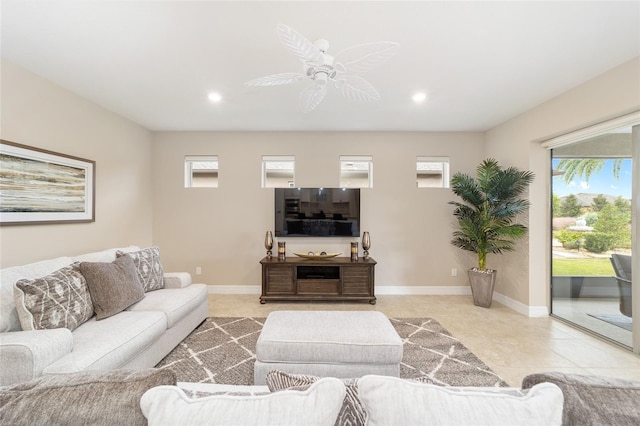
xmin=557 ymin=159 xmax=622 ymax=184
xmin=449 ymin=158 xmax=534 ymax=270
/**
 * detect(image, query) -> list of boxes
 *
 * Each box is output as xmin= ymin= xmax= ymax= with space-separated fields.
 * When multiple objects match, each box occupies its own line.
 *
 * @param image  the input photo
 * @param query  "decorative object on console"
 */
xmin=264 ymin=231 xmax=274 ymax=258
xmin=449 ymin=158 xmax=534 ymax=308
xmin=0 ymin=139 xmax=95 ymax=225
xmin=362 ymin=231 xmax=371 ymax=259
xmin=350 ymin=242 xmax=358 ymax=261
xmin=277 ymin=241 xmax=286 ymax=260
xmin=245 ymin=24 xmax=399 ymax=113
xmin=293 ymin=252 xmax=341 ymax=259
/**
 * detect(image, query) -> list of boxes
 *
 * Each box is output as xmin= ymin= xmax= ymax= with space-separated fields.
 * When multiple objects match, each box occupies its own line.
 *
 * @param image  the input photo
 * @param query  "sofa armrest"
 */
xmin=0 ymin=328 xmax=73 ymax=386
xmin=163 ymin=272 xmax=192 ymax=289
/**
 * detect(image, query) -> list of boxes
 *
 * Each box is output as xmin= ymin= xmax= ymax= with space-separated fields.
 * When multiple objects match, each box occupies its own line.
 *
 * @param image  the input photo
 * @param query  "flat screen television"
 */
xmin=275 ymin=188 xmax=360 ymax=237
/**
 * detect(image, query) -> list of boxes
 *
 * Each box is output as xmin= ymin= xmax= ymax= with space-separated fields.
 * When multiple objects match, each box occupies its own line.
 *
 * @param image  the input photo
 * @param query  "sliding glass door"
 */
xmin=550 ymin=122 xmax=636 ymax=349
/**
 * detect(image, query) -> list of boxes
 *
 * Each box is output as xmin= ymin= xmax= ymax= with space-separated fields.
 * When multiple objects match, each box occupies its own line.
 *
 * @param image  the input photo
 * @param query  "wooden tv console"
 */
xmin=259 ymin=256 xmax=376 ymax=304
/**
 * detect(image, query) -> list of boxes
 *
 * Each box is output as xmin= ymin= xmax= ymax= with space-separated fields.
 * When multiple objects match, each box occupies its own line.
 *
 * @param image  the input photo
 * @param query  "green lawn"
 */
xmin=552 ymin=258 xmax=615 ymax=276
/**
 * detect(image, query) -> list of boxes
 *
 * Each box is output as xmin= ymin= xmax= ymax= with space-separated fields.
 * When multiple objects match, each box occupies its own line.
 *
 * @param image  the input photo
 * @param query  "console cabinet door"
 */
xmin=264 ymin=265 xmax=295 ymax=294
xmin=342 ymin=266 xmax=371 ymax=295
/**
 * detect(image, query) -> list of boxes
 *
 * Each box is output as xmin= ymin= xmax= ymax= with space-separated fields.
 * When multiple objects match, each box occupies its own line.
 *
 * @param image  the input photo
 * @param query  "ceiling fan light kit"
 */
xmin=245 ymin=24 xmax=399 ymax=113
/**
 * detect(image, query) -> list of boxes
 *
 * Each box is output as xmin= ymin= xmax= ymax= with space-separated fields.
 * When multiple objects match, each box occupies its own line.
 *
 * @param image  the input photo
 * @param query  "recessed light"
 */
xmin=412 ymin=92 xmax=427 ymax=103
xmin=208 ymin=92 xmax=223 ymax=103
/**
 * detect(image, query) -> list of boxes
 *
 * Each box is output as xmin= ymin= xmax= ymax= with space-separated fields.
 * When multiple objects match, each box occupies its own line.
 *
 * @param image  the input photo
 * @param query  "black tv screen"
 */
xmin=275 ymin=188 xmax=360 ymax=237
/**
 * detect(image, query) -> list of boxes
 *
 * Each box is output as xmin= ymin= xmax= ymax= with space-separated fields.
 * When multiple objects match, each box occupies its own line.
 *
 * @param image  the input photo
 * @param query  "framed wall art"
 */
xmin=0 ymin=140 xmax=95 ymax=225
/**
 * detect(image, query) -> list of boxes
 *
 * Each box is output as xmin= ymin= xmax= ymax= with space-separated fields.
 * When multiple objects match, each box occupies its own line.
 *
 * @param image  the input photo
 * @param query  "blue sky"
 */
xmin=552 ymin=158 xmax=632 ymax=199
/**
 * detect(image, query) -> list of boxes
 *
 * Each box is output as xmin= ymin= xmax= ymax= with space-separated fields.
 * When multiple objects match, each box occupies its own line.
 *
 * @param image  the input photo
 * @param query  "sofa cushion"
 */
xmin=140 ymin=377 xmax=347 ymax=426
xmin=267 ymin=370 xmax=365 ymax=426
xmin=358 ymin=375 xmax=563 ymax=426
xmin=0 ymin=368 xmax=176 ymax=426
xmin=71 ymin=246 xmax=139 ymax=263
xmin=79 ymin=255 xmax=145 ymax=320
xmin=43 ymin=311 xmax=167 ymax=374
xmin=127 ymin=284 xmax=208 ymax=328
xmin=522 ymin=372 xmax=640 ymax=426
xmin=117 ymin=246 xmax=164 ymax=292
xmin=1 ymin=256 xmax=73 ymax=332
xmin=14 ymin=263 xmax=94 ymax=332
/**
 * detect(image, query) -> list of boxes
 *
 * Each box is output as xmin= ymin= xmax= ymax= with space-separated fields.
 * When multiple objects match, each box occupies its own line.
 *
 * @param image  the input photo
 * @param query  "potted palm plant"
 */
xmin=449 ymin=158 xmax=534 ymax=308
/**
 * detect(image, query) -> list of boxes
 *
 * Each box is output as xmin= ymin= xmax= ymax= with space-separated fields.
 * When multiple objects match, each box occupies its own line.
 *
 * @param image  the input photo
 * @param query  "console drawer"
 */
xmin=297 ymin=280 xmax=340 ymax=294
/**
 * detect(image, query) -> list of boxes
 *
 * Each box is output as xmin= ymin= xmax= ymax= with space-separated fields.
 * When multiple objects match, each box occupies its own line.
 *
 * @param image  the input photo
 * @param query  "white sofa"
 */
xmin=0 ymin=246 xmax=208 ymax=386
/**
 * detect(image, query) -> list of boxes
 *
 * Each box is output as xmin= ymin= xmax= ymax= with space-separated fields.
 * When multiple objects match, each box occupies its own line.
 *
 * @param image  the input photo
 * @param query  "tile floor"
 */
xmin=209 ymin=294 xmax=640 ymax=387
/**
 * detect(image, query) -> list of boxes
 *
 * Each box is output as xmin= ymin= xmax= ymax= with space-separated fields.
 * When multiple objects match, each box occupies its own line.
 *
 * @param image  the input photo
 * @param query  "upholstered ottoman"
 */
xmin=254 ymin=311 xmax=403 ymax=385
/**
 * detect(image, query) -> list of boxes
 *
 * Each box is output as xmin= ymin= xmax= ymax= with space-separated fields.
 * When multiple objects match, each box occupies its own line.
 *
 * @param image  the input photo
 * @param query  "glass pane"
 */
xmin=340 ymin=156 xmax=372 ymax=188
xmin=263 ymin=156 xmax=294 ymax=188
xmin=185 ymin=156 xmax=218 ymax=188
xmin=550 ymin=126 xmax=633 ymax=348
xmin=417 ymin=157 xmax=449 ymax=188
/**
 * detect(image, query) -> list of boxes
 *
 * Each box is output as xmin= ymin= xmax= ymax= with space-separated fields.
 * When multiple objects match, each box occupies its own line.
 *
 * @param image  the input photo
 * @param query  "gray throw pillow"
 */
xmin=14 ymin=262 xmax=94 ymax=331
xmin=522 ymin=372 xmax=640 ymax=426
xmin=266 ymin=370 xmax=365 ymax=426
xmin=80 ymin=255 xmax=145 ymax=320
xmin=0 ymin=368 xmax=176 ymax=426
xmin=116 ymin=246 xmax=164 ymax=292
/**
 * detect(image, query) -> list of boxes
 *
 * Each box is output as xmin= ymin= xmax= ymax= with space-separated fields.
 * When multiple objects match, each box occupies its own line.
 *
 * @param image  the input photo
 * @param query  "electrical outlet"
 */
xmin=451 ymin=268 xmax=457 ymax=277
xmin=195 ymin=267 xmax=202 ymax=275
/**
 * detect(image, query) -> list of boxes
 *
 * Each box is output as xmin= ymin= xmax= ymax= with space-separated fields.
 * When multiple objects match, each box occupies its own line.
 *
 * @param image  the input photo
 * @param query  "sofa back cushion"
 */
xmin=141 ymin=377 xmax=347 ymax=426
xmin=358 ymin=375 xmax=563 ymax=426
xmin=14 ymin=263 xmax=94 ymax=331
xmin=0 ymin=256 xmax=73 ymax=332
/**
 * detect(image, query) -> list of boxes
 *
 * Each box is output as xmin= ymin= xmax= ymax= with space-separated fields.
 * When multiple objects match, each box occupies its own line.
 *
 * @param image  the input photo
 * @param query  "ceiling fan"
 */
xmin=245 ymin=24 xmax=399 ymax=113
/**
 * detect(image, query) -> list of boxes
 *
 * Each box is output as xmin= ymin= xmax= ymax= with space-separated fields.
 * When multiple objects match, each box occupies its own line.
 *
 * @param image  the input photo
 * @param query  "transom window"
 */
xmin=417 ymin=156 xmax=449 ymax=188
xmin=184 ymin=155 xmax=218 ymax=188
xmin=262 ymin=155 xmax=295 ymax=188
xmin=340 ymin=155 xmax=373 ymax=188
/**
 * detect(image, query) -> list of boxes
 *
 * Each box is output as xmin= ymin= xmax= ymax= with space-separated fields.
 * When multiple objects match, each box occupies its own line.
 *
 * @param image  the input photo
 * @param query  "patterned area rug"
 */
xmin=156 ymin=317 xmax=508 ymax=387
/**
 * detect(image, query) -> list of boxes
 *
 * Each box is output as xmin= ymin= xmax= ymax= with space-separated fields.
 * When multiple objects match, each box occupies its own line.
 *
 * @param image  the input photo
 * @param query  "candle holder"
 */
xmin=350 ymin=242 xmax=358 ymax=261
xmin=264 ymin=231 xmax=274 ymax=258
xmin=362 ymin=231 xmax=371 ymax=259
xmin=277 ymin=241 xmax=286 ymax=260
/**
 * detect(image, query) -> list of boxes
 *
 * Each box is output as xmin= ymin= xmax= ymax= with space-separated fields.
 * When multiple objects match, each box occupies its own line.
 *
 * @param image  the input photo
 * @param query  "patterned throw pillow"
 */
xmin=266 ymin=370 xmax=365 ymax=426
xmin=14 ymin=263 xmax=94 ymax=331
xmin=116 ymin=247 xmax=164 ymax=292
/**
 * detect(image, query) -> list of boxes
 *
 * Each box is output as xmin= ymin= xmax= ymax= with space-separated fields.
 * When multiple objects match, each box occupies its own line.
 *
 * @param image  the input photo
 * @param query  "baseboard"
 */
xmin=208 ymin=285 xmax=261 ymax=294
xmin=206 ymin=285 xmax=549 ymax=317
xmin=375 ymin=286 xmax=471 ymax=295
xmin=493 ymin=291 xmax=549 ymax=317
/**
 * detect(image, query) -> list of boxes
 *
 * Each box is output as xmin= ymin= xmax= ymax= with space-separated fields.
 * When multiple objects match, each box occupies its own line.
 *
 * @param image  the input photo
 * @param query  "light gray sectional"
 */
xmin=0 ymin=246 xmax=208 ymax=386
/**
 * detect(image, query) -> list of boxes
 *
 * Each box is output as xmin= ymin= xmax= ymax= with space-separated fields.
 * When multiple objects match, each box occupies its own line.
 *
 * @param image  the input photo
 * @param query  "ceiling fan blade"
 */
xmin=298 ymin=84 xmax=327 ymax=113
xmin=277 ymin=24 xmax=324 ymax=66
xmin=245 ymin=73 xmax=305 ymax=87
xmin=337 ymin=75 xmax=380 ymax=102
xmin=334 ymin=42 xmax=399 ymax=74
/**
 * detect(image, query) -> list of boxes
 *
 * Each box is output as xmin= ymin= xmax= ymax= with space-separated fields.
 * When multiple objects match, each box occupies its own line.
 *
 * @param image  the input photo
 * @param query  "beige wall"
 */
xmin=151 ymin=132 xmax=483 ymax=288
xmin=0 ymin=61 xmax=154 ymax=267
xmin=3 ymin=54 xmax=637 ymax=313
xmin=485 ymin=57 xmax=640 ymax=310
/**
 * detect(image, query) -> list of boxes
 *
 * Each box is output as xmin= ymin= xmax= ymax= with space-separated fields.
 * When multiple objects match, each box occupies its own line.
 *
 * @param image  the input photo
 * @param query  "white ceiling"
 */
xmin=2 ymin=1 xmax=639 ymax=132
